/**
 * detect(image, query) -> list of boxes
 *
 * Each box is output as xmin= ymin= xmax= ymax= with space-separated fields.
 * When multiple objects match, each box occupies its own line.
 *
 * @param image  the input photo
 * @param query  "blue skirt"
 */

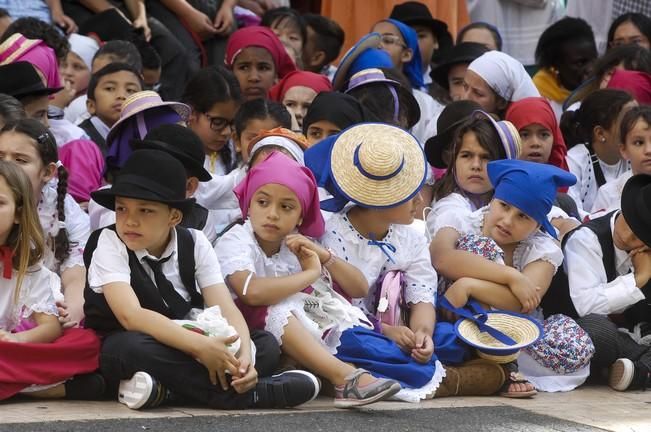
xmin=335 ymin=323 xmax=469 ymax=389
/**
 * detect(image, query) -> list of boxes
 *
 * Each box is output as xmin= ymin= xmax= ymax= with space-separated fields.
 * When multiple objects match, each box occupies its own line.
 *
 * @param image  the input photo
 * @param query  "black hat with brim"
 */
xmin=389 ymin=2 xmax=453 ymax=52
xmin=0 ymin=61 xmax=62 ymax=99
xmin=430 ymin=42 xmax=490 ymax=89
xmin=621 ymin=174 xmax=651 ymax=248
xmin=425 ymin=100 xmax=482 ymax=168
xmin=91 ymin=149 xmax=195 ymax=214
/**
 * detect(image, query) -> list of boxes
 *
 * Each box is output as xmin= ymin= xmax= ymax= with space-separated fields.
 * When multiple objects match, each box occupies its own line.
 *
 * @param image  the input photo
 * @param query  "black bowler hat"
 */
xmin=92 ymin=149 xmax=195 ymax=214
xmin=621 ymin=174 xmax=651 ymax=248
xmin=0 ymin=61 xmax=62 ymax=98
xmin=390 ymin=2 xmax=453 ymax=53
xmin=131 ymin=124 xmax=212 ymax=182
xmin=424 ymin=100 xmax=482 ymax=169
xmin=430 ymin=42 xmax=489 ymax=89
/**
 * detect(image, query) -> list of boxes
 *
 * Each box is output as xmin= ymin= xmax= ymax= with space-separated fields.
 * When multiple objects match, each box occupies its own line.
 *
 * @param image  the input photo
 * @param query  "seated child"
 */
xmin=592 ymin=106 xmax=651 ymax=213
xmin=552 ymin=174 xmax=651 ymax=392
xmin=78 ymin=62 xmax=143 ymax=153
xmin=306 ymin=123 xmax=505 ymax=400
xmin=0 ymin=161 xmax=100 ymax=401
xmin=216 ymin=151 xmax=405 ymax=407
xmin=84 ymin=149 xmax=319 ymax=410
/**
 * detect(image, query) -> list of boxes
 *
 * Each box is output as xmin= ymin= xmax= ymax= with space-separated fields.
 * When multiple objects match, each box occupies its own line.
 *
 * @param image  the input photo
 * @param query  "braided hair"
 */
xmin=0 ymin=119 xmax=71 ymax=263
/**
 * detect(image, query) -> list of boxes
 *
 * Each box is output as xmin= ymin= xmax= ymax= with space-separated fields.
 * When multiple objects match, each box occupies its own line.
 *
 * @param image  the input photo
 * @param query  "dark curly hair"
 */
xmin=535 ymin=17 xmax=596 ymax=69
xmin=0 ymin=17 xmax=69 ymax=62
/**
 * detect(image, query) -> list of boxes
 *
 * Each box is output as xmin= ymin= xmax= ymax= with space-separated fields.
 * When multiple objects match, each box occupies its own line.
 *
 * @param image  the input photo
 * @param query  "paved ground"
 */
xmin=1 ymin=386 xmax=650 ymax=432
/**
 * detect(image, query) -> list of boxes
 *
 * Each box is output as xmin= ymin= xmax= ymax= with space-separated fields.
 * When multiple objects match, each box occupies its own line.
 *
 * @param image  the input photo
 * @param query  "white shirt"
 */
xmin=195 ymin=167 xmax=245 ymax=234
xmin=411 ymin=89 xmax=443 ymax=145
xmin=591 ymin=171 xmax=631 ymax=214
xmin=38 ymin=182 xmax=90 ymax=272
xmin=319 ymin=211 xmax=437 ymax=316
xmin=88 ymin=228 xmax=224 ymax=302
xmin=65 ymin=94 xmax=90 ymax=125
xmin=566 ymin=144 xmax=630 ymax=213
xmin=0 ymin=264 xmax=60 ymax=331
xmin=563 ymin=211 xmax=645 ymax=317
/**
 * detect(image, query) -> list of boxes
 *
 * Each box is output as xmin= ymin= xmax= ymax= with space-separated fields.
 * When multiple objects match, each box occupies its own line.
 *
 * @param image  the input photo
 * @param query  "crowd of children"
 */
xmin=0 ymin=0 xmax=650 ymax=412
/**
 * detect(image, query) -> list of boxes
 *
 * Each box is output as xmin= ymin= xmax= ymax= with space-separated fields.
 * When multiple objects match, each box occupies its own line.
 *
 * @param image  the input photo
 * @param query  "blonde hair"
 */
xmin=0 ymin=161 xmax=45 ymax=301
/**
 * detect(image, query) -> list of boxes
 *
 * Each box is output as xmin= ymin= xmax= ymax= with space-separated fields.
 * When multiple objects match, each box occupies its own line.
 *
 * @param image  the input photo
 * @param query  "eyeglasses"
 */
xmin=380 ymin=34 xmax=407 ymax=49
xmin=203 ymin=113 xmax=233 ymax=132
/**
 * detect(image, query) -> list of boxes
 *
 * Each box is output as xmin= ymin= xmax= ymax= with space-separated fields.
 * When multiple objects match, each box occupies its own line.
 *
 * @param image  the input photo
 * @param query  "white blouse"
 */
xmin=429 ymin=206 xmax=564 ymax=272
xmin=195 ymin=166 xmax=245 ymax=234
xmin=591 ymin=171 xmax=631 ymax=215
xmin=215 ymin=221 xmax=302 ymax=288
xmin=0 ymin=264 xmax=60 ymax=332
xmin=319 ymin=212 xmax=437 ymax=316
xmin=38 ymin=182 xmax=90 ymax=272
xmin=566 ymin=144 xmax=630 ymax=213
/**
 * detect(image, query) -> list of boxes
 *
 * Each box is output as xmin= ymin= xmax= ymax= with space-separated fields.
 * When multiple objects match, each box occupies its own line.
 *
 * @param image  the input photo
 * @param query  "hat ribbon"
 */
xmin=353 ymin=144 xmax=404 ymax=181
xmin=367 ymin=233 xmax=396 ymax=264
xmin=439 ymin=297 xmax=517 ymax=346
xmin=0 ymin=246 xmax=13 ymax=279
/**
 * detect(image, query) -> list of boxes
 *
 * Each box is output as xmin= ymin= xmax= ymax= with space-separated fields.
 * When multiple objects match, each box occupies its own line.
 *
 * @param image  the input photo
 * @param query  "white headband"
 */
xmin=249 ymin=136 xmax=304 ymax=165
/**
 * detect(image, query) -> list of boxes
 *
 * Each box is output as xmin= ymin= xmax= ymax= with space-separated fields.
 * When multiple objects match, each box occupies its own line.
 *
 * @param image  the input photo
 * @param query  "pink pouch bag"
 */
xmin=375 ymin=270 xmax=408 ymax=327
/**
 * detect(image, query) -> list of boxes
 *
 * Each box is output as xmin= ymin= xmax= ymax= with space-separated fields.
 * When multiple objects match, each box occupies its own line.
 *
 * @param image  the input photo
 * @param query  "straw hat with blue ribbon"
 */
xmin=328 ymin=123 xmax=427 ymax=209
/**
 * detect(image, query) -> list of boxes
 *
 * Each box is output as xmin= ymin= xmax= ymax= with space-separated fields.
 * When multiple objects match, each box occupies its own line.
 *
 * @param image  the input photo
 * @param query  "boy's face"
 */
xmin=21 ymin=94 xmax=50 ymax=127
xmin=87 ymin=70 xmax=142 ymax=126
xmin=614 ymin=213 xmax=645 ymax=251
xmin=115 ymin=196 xmax=182 ymax=257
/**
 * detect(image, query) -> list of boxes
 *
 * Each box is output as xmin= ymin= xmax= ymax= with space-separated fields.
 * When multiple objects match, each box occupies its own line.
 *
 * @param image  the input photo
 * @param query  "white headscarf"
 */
xmin=468 ymin=51 xmax=540 ymax=102
xmin=68 ymin=33 xmax=99 ymax=70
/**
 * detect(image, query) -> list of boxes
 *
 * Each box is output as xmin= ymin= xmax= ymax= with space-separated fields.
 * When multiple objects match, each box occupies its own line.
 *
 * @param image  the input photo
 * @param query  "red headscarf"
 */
xmin=224 ymin=26 xmax=296 ymax=79
xmin=505 ymin=97 xmax=569 ymax=173
xmin=607 ymin=70 xmax=651 ymax=105
xmin=268 ymin=70 xmax=333 ymax=102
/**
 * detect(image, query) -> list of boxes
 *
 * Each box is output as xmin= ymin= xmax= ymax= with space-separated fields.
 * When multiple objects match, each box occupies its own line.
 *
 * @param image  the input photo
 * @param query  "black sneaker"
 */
xmin=252 ymin=370 xmax=321 ymax=408
xmin=118 ymin=371 xmax=170 ymax=409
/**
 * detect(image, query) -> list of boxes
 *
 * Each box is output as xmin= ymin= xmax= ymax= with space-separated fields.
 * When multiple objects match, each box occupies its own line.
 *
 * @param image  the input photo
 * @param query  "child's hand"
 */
xmin=508 ymin=274 xmax=541 ymax=313
xmin=294 ymin=245 xmax=322 ymax=275
xmin=411 ymin=330 xmax=434 ymax=364
xmin=230 ymin=353 xmax=258 ymax=394
xmin=382 ymin=324 xmax=415 ymax=351
xmin=187 ymin=9 xmax=218 ymax=40
xmin=286 ymin=234 xmax=330 ymax=263
xmin=0 ymin=330 xmax=20 ymax=342
xmin=195 ymin=334 xmax=241 ymax=390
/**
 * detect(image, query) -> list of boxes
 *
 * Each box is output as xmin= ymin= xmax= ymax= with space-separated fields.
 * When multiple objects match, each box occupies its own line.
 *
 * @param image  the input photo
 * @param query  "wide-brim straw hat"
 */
xmin=455 ymin=311 xmax=543 ymax=364
xmin=332 ymin=33 xmax=382 ymax=91
xmin=329 ymin=123 xmax=426 ymax=208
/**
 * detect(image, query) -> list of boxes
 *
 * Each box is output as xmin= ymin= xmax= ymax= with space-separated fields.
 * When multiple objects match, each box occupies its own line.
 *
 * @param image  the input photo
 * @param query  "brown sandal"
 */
xmin=499 ymin=362 xmax=537 ymax=398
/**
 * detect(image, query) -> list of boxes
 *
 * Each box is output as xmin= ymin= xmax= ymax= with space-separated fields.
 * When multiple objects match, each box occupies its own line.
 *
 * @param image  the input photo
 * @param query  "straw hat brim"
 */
xmin=455 ymin=311 xmax=543 ymax=363
xmin=332 ymin=33 xmax=382 ymax=91
xmin=329 ymin=123 xmax=426 ymax=208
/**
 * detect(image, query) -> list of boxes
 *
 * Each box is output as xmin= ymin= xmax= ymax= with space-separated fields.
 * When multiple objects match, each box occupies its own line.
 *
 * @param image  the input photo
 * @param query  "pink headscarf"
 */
xmin=268 ymin=70 xmax=333 ymax=102
xmin=607 ymin=70 xmax=651 ymax=105
xmin=59 ymin=139 xmax=104 ymax=202
xmin=0 ymin=34 xmax=61 ymax=89
xmin=224 ymin=26 xmax=296 ymax=79
xmin=234 ymin=151 xmax=324 ymax=238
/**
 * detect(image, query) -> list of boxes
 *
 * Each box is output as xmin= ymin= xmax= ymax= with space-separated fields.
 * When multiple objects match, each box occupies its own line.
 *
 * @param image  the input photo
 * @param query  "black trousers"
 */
xmin=99 ymin=330 xmax=280 ymax=409
xmin=576 ymin=314 xmax=651 ymax=374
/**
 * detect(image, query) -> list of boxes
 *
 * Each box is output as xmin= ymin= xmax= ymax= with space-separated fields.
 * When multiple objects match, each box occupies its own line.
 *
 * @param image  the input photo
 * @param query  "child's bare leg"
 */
xmin=24 ymin=383 xmax=65 ymax=399
xmin=280 ymin=316 xmax=376 ymax=386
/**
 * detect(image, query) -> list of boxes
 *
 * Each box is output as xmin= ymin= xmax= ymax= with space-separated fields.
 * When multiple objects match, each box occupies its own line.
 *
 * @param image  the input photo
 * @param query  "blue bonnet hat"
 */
xmin=488 ymin=160 xmax=577 ymax=239
xmin=384 ymin=18 xmax=424 ymax=90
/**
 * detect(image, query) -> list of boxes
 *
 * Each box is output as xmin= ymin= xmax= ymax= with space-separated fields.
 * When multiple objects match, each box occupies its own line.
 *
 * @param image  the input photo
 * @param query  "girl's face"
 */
xmin=483 ymin=199 xmax=540 ymax=246
xmin=460 ymin=27 xmax=498 ymax=51
xmin=519 ymin=123 xmax=553 ymax=164
xmin=454 ymin=131 xmax=493 ymax=195
xmin=0 ymin=131 xmax=54 ymax=200
xmin=0 ymin=175 xmax=18 ymax=246
xmin=232 ymin=47 xmax=277 ymax=101
xmin=378 ymin=192 xmax=423 ymax=225
xmin=282 ymin=86 xmax=317 ymax=129
xmin=620 ymin=118 xmax=651 ymax=175
xmin=248 ymin=183 xmax=302 ymax=248
xmin=600 ymin=100 xmax=639 ymax=158
xmin=373 ymin=21 xmax=411 ymax=68
xmin=305 ymin=120 xmax=340 ymax=146
xmin=235 ymin=117 xmax=281 ymax=162
xmin=611 ymin=21 xmax=651 ymax=50
xmin=188 ymin=100 xmax=239 ymax=155
xmin=463 ymin=70 xmax=503 ymax=114
xmin=60 ymin=52 xmax=91 ymax=95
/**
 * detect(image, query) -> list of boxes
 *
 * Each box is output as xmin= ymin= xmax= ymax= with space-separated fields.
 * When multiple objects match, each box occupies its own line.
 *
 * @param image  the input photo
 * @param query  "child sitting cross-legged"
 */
xmin=84 ymin=149 xmax=319 ymax=410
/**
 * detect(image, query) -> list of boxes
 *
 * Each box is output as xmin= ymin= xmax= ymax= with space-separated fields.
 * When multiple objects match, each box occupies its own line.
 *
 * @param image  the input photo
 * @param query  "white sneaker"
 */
xmin=118 ymin=371 xmax=167 ymax=410
xmin=608 ymin=358 xmax=635 ymax=391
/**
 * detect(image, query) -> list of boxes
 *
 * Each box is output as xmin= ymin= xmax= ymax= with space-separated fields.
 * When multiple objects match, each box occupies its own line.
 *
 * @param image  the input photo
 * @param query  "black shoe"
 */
xmin=65 ymin=373 xmax=106 ymax=400
xmin=118 ymin=371 xmax=170 ymax=409
xmin=629 ymin=361 xmax=651 ymax=391
xmin=252 ymin=370 xmax=321 ymax=408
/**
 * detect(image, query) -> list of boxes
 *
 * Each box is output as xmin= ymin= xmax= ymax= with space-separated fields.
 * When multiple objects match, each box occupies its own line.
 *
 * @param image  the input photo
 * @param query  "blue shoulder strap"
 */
xmin=438 ymin=297 xmax=517 ymax=346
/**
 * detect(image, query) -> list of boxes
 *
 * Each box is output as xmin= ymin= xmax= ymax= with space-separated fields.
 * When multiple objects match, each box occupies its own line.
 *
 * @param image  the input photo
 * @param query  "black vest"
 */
xmin=541 ymin=211 xmax=617 ymax=319
xmin=78 ymin=118 xmax=107 ymax=155
xmin=83 ymin=225 xmax=204 ymax=335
